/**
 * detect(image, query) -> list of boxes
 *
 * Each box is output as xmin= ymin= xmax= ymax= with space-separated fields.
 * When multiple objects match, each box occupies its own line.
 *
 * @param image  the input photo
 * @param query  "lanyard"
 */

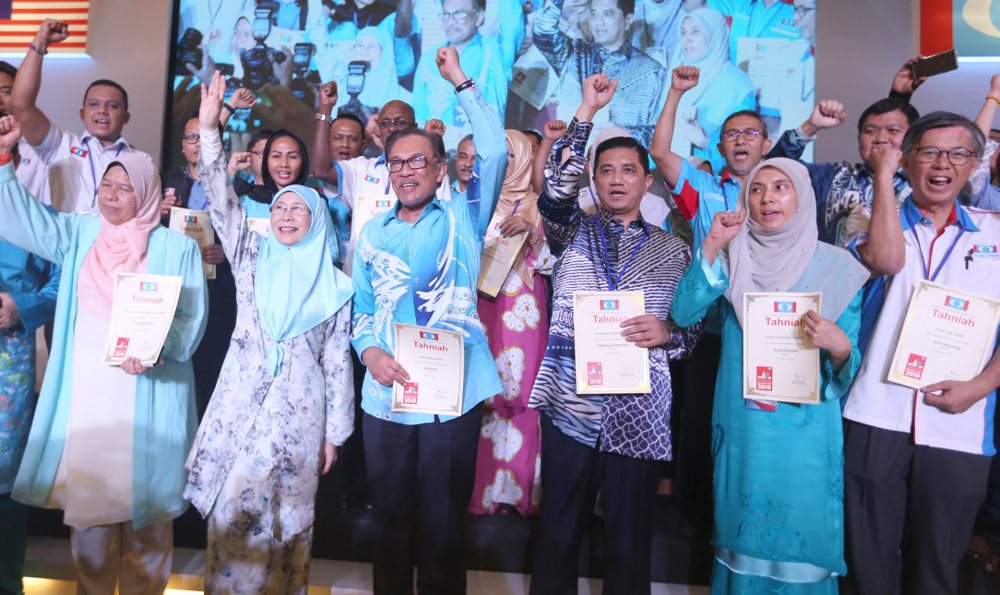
xmin=85 ymin=138 xmax=125 ymax=207
xmin=904 ymin=207 xmax=966 ymax=282
xmin=588 ymin=189 xmax=648 ymax=290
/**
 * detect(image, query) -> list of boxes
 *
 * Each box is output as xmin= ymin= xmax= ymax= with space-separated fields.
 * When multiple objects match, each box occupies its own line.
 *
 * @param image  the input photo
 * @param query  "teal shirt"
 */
xmin=0 ymin=163 xmax=209 ymax=530
xmin=672 ymin=248 xmax=860 ymax=581
xmin=351 ymin=85 xmax=507 ymax=424
xmin=412 ymin=34 xmax=511 ymax=127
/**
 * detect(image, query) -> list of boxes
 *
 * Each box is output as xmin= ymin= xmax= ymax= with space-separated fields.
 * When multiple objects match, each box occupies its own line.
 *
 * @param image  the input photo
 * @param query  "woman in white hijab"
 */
xmin=669 ymin=7 xmax=757 ymax=173
xmin=672 ymin=158 xmax=869 ymax=594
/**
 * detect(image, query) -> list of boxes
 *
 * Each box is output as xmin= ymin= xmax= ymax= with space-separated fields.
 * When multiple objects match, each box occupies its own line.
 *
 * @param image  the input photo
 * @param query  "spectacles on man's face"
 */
xmin=793 ymin=5 xmax=815 ymax=17
xmin=378 ymin=118 xmax=417 ymax=130
xmin=251 ymin=149 xmax=264 ymax=158
xmin=911 ymin=146 xmax=975 ymax=166
xmin=440 ymin=9 xmax=475 ymax=21
xmin=388 ymin=155 xmax=436 ymax=172
xmin=270 ymin=204 xmax=312 ymax=216
xmin=721 ymin=128 xmax=762 ymax=142
xmin=182 ymin=132 xmax=201 ymax=144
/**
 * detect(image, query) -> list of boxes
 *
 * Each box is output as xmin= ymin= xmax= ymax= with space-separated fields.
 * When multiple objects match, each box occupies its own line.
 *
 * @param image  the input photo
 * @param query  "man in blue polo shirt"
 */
xmin=844 ymin=112 xmax=1000 ymax=595
xmin=351 ymin=46 xmax=506 ymax=595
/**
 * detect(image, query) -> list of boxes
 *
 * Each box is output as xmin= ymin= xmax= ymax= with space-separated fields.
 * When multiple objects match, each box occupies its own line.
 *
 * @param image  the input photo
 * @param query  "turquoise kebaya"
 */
xmin=254 ymin=185 xmax=353 ymax=374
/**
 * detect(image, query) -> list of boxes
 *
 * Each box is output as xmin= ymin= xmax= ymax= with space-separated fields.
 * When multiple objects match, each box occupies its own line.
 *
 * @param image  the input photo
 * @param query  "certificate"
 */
xmin=743 ymin=292 xmax=822 ymax=405
xmin=351 ymin=195 xmax=396 ymax=241
xmin=169 ymin=207 xmax=216 ymax=280
xmin=104 ymin=273 xmax=183 ymax=366
xmin=391 ymin=323 xmax=465 ymax=416
xmin=247 ymin=218 xmax=270 ymax=237
xmin=478 ymin=214 xmax=527 ymax=297
xmin=572 ymin=291 xmax=650 ymax=394
xmin=887 ymin=280 xmax=1000 ymax=389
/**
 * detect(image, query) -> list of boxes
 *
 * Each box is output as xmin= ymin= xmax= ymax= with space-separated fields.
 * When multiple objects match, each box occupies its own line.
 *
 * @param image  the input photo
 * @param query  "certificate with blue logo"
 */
xmin=104 ymin=273 xmax=183 ymax=366
xmin=391 ymin=323 xmax=465 ymax=416
xmin=888 ymin=281 xmax=1000 ymax=390
xmin=572 ymin=291 xmax=650 ymax=395
xmin=169 ymin=207 xmax=216 ymax=280
xmin=743 ymin=292 xmax=822 ymax=405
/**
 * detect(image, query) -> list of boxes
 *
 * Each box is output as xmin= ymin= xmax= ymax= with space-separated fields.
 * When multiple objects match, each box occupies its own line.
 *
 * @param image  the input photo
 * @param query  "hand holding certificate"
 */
xmin=743 ymin=292 xmax=822 ymax=405
xmin=104 ymin=273 xmax=183 ymax=366
xmin=888 ymin=281 xmax=1000 ymax=389
xmin=479 ymin=214 xmax=527 ymax=297
xmin=573 ymin=291 xmax=651 ymax=394
xmin=169 ymin=207 xmax=216 ymax=279
xmin=391 ymin=323 xmax=465 ymax=416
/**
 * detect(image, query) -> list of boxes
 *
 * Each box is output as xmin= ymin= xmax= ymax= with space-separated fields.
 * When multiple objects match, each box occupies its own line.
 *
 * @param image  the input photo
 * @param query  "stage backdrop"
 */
xmin=920 ymin=0 xmax=1000 ymax=58
xmin=163 ymin=0 xmax=816 ymax=174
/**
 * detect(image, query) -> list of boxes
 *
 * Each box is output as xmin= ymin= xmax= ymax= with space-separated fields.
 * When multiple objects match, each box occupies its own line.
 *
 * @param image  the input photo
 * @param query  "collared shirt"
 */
xmin=33 ymin=125 xmax=152 ymax=215
xmin=451 ymin=178 xmax=468 ymax=203
xmin=185 ymin=166 xmax=209 ymax=211
xmin=351 ymin=85 xmax=507 ymax=425
xmin=708 ymin=0 xmax=798 ymax=63
xmin=846 ymin=199 xmax=1000 ymax=456
xmin=412 ymin=34 xmax=511 ymax=130
xmin=16 ymin=140 xmax=50 ymax=207
xmin=529 ymin=117 xmax=700 ymax=460
xmin=534 ymin=0 xmax=665 ymax=145
xmin=667 ymin=157 xmax=743 ymax=249
xmin=334 ymin=153 xmax=393 ymax=276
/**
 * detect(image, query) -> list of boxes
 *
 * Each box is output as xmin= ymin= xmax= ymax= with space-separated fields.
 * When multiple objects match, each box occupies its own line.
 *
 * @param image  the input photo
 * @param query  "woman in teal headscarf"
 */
xmin=672 ymin=158 xmax=869 ymax=594
xmin=183 ymin=72 xmax=356 ymax=594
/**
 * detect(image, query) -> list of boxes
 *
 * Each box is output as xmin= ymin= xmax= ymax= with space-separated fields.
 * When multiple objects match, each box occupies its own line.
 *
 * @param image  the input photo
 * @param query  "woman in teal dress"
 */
xmin=671 ymin=158 xmax=870 ymax=594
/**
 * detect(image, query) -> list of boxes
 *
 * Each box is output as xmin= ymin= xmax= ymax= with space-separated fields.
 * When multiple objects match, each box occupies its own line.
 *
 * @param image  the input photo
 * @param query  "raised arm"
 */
xmin=855 ymin=147 xmax=905 ymax=276
xmin=890 ymin=57 xmax=928 ymax=101
xmin=0 ymin=116 xmax=73 ymax=263
xmin=219 ymin=88 xmax=256 ymax=128
xmin=8 ymin=254 xmax=60 ymax=337
xmin=975 ymin=74 xmax=1000 ymax=137
xmin=197 ymin=71 xmax=248 ymax=264
xmin=532 ymin=0 xmax=571 ymax=74
xmin=395 ymin=0 xmax=415 ymax=39
xmin=11 ymin=19 xmax=68 ymax=146
xmin=313 ymin=81 xmax=339 ymax=185
xmin=532 ymin=120 xmax=565 ymax=194
xmin=436 ymin=47 xmax=507 ymax=239
xmin=650 ymin=66 xmax=699 ymax=189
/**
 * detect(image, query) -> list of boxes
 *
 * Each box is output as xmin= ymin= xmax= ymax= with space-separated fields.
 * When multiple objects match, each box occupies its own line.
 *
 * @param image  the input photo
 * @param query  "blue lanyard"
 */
xmin=904 ymin=208 xmax=965 ymax=282
xmin=85 ymin=138 xmax=125 ymax=207
xmin=587 ymin=187 xmax=648 ymax=290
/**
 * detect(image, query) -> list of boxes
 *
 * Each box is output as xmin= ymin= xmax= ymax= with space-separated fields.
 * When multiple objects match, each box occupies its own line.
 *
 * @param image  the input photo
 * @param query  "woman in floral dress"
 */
xmin=469 ymin=130 xmax=554 ymax=515
xmin=183 ymin=73 xmax=356 ymax=595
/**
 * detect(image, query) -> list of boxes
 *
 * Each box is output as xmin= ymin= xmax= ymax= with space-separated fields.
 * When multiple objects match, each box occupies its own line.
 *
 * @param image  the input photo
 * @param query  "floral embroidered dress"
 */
xmin=672 ymin=250 xmax=862 ymax=595
xmin=184 ymin=127 xmax=354 ymax=595
xmin=470 ymin=242 xmax=554 ymax=515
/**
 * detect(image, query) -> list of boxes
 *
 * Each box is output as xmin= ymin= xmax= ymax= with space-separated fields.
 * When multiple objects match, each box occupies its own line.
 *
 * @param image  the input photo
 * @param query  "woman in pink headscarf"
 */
xmin=0 ymin=115 xmax=208 ymax=594
xmin=469 ymin=130 xmax=554 ymax=516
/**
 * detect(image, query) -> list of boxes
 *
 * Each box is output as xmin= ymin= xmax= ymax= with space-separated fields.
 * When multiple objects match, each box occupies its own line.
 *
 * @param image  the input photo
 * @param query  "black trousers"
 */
xmin=841 ymin=420 xmax=992 ymax=595
xmin=363 ymin=403 xmax=483 ymax=595
xmin=530 ymin=413 xmax=662 ymax=595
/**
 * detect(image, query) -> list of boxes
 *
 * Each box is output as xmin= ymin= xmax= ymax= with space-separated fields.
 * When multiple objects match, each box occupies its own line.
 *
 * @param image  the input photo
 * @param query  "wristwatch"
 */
xmin=316 ymin=112 xmax=333 ymax=123
xmin=454 ymin=78 xmax=475 ymax=94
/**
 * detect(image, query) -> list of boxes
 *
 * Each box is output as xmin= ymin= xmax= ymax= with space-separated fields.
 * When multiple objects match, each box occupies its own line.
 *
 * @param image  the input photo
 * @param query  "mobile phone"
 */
xmin=911 ymin=49 xmax=958 ymax=80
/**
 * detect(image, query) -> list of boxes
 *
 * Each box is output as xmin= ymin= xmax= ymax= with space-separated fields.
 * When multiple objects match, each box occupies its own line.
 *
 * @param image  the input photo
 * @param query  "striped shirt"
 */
xmin=528 ymin=118 xmax=701 ymax=460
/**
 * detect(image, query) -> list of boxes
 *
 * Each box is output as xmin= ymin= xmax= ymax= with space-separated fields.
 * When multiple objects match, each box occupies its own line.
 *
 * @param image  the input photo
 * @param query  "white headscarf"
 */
xmin=670 ymin=8 xmax=731 ymax=107
xmin=722 ymin=158 xmax=869 ymax=328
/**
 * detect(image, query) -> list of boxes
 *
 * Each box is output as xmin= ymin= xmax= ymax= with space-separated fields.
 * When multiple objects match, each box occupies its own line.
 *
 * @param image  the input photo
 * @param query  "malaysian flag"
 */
xmin=0 ymin=1 xmax=90 ymax=53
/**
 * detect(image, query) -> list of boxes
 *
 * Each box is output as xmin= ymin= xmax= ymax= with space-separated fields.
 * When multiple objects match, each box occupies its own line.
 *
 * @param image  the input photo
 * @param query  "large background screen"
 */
xmin=164 ymin=0 xmax=815 ymax=173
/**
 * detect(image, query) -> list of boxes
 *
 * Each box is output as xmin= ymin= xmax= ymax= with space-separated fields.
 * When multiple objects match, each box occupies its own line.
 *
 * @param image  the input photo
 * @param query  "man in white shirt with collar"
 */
xmin=11 ymin=19 xmax=151 ymax=214
xmin=312 ymin=80 xmax=446 ymax=275
xmin=844 ymin=111 xmax=1000 ymax=595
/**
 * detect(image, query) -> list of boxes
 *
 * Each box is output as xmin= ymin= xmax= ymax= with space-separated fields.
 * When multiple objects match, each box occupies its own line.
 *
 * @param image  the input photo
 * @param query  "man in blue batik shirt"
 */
xmin=351 ymin=47 xmax=507 ymax=595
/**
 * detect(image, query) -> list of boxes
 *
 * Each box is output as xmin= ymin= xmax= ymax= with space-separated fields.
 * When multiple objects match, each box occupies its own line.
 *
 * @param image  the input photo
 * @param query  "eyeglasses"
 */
xmin=251 ymin=149 xmax=264 ymax=157
xmin=439 ymin=9 xmax=476 ymax=21
xmin=388 ymin=155 xmax=434 ymax=172
xmin=378 ymin=118 xmax=417 ymax=129
xmin=182 ymin=132 xmax=201 ymax=144
xmin=270 ymin=204 xmax=312 ymax=216
xmin=911 ymin=146 xmax=974 ymax=166
xmin=721 ymin=128 xmax=762 ymax=142
xmin=793 ymin=5 xmax=815 ymax=17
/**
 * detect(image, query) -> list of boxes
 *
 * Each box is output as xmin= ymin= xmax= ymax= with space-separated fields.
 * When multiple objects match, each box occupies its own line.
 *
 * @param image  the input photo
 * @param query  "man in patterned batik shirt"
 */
xmin=527 ymin=73 xmax=700 ymax=595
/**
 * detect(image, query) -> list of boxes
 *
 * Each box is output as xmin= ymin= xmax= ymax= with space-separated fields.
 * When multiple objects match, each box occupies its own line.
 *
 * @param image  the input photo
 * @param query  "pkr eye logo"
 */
xmin=975 ymin=245 xmax=998 ymax=254
xmin=774 ymin=301 xmax=796 ymax=313
xmin=420 ymin=331 xmax=439 ymax=341
xmin=184 ymin=215 xmax=198 ymax=223
xmin=945 ymin=296 xmax=970 ymax=311
xmin=139 ymin=282 xmax=158 ymax=292
xmin=600 ymin=300 xmax=619 ymax=311
xmin=375 ymin=200 xmax=390 ymax=208
xmin=365 ymin=175 xmax=380 ymax=184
